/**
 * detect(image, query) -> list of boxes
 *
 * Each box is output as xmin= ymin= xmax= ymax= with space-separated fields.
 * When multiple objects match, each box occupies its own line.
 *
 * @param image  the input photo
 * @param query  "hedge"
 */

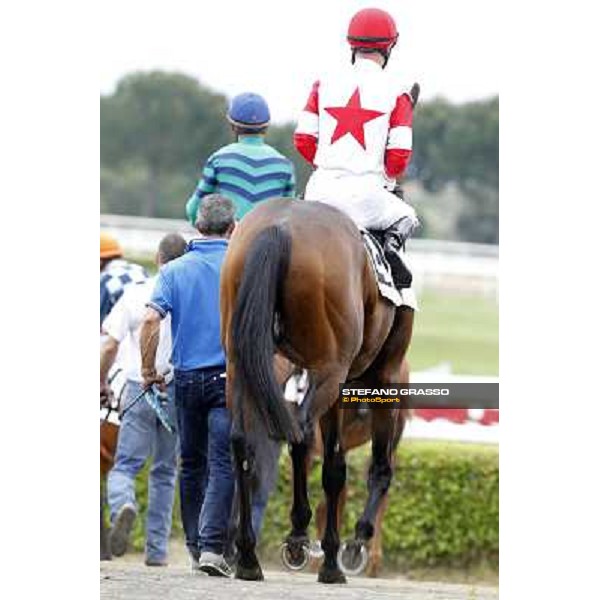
xmin=111 ymin=439 xmax=498 ymax=570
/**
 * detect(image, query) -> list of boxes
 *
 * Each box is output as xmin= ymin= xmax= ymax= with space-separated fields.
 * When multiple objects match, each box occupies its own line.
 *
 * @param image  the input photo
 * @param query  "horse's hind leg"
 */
xmin=355 ymin=410 xmax=396 ymax=538
xmin=318 ymin=402 xmax=348 ymax=584
xmin=352 ymin=308 xmax=413 ymax=559
xmin=311 ymin=476 xmax=347 ymax=572
xmin=284 ymin=431 xmax=313 ymax=568
xmin=231 ymin=420 xmax=263 ymax=581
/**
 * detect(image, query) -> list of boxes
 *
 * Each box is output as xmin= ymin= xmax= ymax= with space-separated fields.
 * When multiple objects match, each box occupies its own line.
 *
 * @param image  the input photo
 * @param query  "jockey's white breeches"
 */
xmin=304 ymin=169 xmax=418 ymax=231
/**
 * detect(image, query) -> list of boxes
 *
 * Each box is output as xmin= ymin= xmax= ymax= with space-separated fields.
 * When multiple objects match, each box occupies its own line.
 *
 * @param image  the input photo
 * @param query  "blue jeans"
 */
xmin=107 ymin=380 xmax=178 ymax=561
xmin=251 ymin=438 xmax=282 ymax=536
xmin=175 ymin=367 xmax=234 ymax=556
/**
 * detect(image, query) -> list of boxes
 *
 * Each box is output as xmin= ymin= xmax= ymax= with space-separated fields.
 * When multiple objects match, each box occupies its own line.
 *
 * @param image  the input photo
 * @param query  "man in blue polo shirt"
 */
xmin=140 ymin=195 xmax=235 ymax=577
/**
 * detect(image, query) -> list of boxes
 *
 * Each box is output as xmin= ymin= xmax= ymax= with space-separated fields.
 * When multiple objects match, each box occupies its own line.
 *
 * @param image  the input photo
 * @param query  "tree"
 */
xmin=101 ymin=71 xmax=229 ymax=216
xmin=411 ymin=97 xmax=499 ymax=243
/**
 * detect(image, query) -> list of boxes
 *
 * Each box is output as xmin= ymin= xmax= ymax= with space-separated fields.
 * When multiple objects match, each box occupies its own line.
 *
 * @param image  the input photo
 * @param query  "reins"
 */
xmin=101 ymin=368 xmax=125 ymax=424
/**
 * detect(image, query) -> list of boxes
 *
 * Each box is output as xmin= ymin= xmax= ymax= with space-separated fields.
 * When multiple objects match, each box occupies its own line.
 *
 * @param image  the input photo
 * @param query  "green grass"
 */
xmin=408 ymin=291 xmax=498 ymax=375
xmin=126 ymin=255 xmax=499 ymax=376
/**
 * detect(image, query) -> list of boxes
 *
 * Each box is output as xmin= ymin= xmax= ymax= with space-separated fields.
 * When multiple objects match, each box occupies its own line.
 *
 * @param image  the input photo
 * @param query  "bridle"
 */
xmin=100 ymin=368 xmax=126 ymax=425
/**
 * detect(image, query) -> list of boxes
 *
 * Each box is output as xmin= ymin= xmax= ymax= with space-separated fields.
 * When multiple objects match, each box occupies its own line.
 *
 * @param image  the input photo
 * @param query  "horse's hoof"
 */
xmin=100 ymin=553 xmax=112 ymax=561
xmin=235 ymin=563 xmax=264 ymax=581
xmin=280 ymin=541 xmax=310 ymax=571
xmin=317 ymin=566 xmax=347 ymax=584
xmin=338 ymin=540 xmax=369 ymax=576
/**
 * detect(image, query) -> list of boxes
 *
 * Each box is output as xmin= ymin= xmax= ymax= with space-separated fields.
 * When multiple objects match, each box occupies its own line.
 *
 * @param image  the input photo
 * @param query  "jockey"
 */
xmin=100 ymin=232 xmax=148 ymax=327
xmin=186 ymin=93 xmax=296 ymax=224
xmin=294 ymin=8 xmax=420 ymax=288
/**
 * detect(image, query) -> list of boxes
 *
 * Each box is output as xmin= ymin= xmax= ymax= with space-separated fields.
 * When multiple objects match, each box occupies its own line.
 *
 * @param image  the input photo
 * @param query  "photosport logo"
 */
xmin=338 ymin=383 xmax=499 ymax=409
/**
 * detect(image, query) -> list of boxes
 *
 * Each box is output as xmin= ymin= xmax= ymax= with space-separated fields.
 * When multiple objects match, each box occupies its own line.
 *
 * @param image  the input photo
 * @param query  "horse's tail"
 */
xmin=230 ymin=225 xmax=301 ymax=443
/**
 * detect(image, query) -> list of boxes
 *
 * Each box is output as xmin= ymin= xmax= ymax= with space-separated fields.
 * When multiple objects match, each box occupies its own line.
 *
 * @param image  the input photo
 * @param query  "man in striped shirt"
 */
xmin=293 ymin=8 xmax=420 ymax=289
xmin=186 ymin=93 xmax=295 ymax=224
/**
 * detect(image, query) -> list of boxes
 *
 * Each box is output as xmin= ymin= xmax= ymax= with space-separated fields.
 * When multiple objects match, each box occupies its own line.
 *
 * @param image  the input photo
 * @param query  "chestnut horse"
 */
xmin=100 ymin=372 xmax=125 ymax=560
xmin=221 ymin=198 xmax=413 ymax=584
xmin=100 ymin=417 xmax=119 ymax=560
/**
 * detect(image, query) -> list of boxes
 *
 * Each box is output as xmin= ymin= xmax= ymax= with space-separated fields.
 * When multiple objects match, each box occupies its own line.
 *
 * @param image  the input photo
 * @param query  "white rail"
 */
xmin=100 ymin=214 xmax=499 ymax=296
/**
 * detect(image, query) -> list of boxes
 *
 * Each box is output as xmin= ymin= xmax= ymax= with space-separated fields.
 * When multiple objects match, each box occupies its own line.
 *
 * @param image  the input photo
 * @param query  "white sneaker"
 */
xmin=189 ymin=553 xmax=205 ymax=574
xmin=198 ymin=552 xmax=233 ymax=577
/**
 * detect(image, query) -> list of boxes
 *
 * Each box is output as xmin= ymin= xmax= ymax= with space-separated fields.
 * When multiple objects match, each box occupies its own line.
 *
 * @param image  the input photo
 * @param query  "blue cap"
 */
xmin=227 ymin=93 xmax=270 ymax=128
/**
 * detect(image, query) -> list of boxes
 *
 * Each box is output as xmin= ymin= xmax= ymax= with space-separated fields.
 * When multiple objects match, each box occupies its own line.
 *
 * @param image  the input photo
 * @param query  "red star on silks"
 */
xmin=324 ymin=88 xmax=384 ymax=149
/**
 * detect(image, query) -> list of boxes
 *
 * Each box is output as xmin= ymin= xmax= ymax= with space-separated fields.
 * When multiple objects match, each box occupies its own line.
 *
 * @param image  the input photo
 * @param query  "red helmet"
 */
xmin=347 ymin=8 xmax=398 ymax=52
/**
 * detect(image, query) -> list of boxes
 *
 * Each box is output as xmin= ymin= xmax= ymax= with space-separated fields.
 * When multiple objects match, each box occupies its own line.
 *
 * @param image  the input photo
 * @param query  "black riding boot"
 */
xmin=383 ymin=217 xmax=418 ymax=289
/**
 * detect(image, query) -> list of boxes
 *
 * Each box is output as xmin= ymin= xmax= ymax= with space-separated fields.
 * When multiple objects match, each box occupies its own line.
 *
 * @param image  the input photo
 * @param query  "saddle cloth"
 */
xmin=360 ymin=230 xmax=418 ymax=310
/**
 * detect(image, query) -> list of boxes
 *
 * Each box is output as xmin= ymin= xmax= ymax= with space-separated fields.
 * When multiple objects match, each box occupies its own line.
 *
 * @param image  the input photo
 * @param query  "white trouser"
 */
xmin=304 ymin=169 xmax=418 ymax=231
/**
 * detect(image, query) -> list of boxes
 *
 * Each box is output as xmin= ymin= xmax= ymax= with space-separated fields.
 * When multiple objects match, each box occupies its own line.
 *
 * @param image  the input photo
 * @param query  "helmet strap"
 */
xmin=383 ymin=39 xmax=397 ymax=69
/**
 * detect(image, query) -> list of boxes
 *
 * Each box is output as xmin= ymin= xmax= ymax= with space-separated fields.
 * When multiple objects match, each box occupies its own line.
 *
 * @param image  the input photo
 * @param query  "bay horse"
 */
xmin=220 ymin=198 xmax=413 ymax=584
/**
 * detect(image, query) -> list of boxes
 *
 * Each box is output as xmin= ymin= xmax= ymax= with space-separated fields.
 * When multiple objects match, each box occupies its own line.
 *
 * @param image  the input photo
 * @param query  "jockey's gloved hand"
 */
xmin=409 ymin=83 xmax=420 ymax=108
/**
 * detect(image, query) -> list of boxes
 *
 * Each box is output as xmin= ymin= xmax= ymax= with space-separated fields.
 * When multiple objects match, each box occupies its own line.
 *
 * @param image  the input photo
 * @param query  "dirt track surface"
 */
xmin=100 ymin=562 xmax=499 ymax=600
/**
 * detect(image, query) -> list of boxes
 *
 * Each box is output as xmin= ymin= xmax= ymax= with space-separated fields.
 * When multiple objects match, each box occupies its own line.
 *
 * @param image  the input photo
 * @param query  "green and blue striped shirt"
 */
xmin=186 ymin=135 xmax=296 ymax=223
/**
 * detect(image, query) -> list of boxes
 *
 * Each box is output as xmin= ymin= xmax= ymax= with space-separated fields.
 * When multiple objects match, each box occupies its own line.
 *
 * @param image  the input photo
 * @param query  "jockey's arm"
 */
xmin=186 ymin=156 xmax=218 ymax=225
xmin=384 ymin=93 xmax=414 ymax=179
xmin=185 ymin=193 xmax=201 ymax=226
xmin=294 ymin=80 xmax=320 ymax=165
xmin=282 ymin=163 xmax=296 ymax=198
